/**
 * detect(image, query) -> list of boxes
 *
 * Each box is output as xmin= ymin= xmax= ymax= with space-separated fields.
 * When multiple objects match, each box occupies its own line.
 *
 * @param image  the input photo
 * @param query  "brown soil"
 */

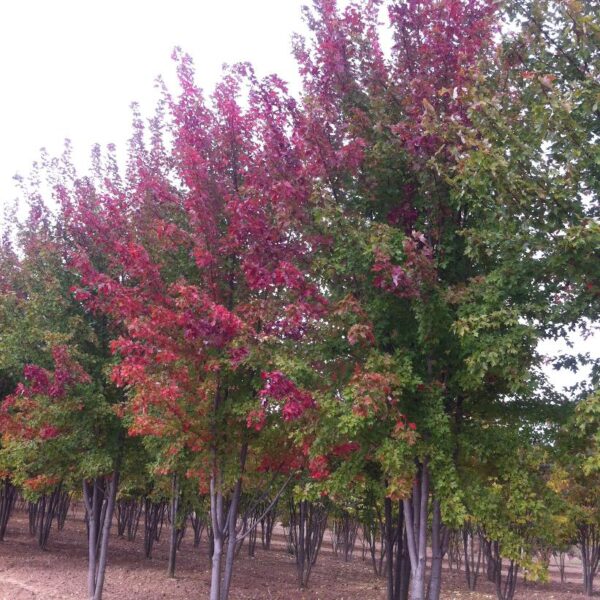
xmin=0 ymin=507 xmax=594 ymax=600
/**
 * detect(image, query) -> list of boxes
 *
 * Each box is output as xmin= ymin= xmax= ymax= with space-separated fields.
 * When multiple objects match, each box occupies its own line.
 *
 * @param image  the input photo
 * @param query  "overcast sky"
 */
xmin=0 ymin=0 xmax=596 ymax=391
xmin=0 ymin=0 xmax=305 ymax=205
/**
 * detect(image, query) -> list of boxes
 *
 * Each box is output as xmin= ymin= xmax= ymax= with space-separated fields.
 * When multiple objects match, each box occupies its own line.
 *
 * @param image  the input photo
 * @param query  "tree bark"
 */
xmin=221 ymin=442 xmax=248 ymax=600
xmin=384 ymin=497 xmax=411 ymax=600
xmin=463 ymin=525 xmax=482 ymax=590
xmin=404 ymin=458 xmax=430 ymax=600
xmin=209 ymin=471 xmax=224 ymax=600
xmin=167 ymin=474 xmax=179 ymax=578
xmin=0 ymin=478 xmax=17 ymax=541
xmin=578 ymin=524 xmax=600 ymax=597
xmin=83 ymin=471 xmax=120 ymax=600
xmin=427 ymin=498 xmax=443 ymax=600
xmin=288 ymin=498 xmax=328 ymax=588
xmin=92 ymin=471 xmax=119 ymax=600
xmin=83 ymin=479 xmax=99 ymax=600
xmin=385 ymin=497 xmax=395 ymax=600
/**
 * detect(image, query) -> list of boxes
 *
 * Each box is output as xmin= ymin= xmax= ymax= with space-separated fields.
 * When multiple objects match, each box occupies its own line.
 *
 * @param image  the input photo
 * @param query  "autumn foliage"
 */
xmin=0 ymin=1 xmax=598 ymax=600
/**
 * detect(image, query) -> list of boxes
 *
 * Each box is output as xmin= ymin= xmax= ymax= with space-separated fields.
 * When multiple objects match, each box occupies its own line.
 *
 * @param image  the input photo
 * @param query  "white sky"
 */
xmin=0 ymin=0 xmax=305 ymax=205
xmin=0 ymin=0 xmax=597 ymax=392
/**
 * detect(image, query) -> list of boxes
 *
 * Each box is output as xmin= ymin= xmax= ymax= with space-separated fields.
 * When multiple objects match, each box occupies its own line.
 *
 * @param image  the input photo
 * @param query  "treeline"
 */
xmin=0 ymin=1 xmax=598 ymax=600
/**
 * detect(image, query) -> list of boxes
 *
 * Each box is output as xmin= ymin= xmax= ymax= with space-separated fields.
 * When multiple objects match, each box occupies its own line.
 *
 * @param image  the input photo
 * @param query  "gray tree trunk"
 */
xmin=221 ymin=473 xmax=244 ymax=600
xmin=167 ymin=474 xmax=179 ymax=578
xmin=83 ymin=472 xmax=120 ymax=600
xmin=384 ymin=496 xmax=410 ymax=600
xmin=209 ymin=472 xmax=224 ymax=600
xmin=0 ymin=478 xmax=17 ymax=541
xmin=404 ymin=458 xmax=430 ymax=600
xmin=579 ymin=524 xmax=600 ymax=597
xmin=93 ymin=471 xmax=119 ymax=600
xmin=427 ymin=499 xmax=443 ymax=600
xmin=84 ymin=480 xmax=99 ymax=600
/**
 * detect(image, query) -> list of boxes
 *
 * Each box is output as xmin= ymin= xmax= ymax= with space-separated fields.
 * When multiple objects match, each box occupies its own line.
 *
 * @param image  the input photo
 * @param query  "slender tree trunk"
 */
xmin=38 ymin=485 xmax=60 ymax=550
xmin=364 ymin=508 xmax=387 ymax=577
xmin=288 ymin=498 xmax=328 ymax=589
xmin=298 ymin=501 xmax=306 ymax=587
xmin=553 ymin=551 xmax=566 ymax=584
xmin=56 ymin=490 xmax=71 ymax=531
xmin=427 ymin=499 xmax=443 ymax=600
xmin=83 ymin=471 xmax=120 ymax=600
xmin=191 ymin=510 xmax=205 ymax=548
xmin=463 ymin=525 xmax=482 ymax=590
xmin=384 ymin=497 xmax=411 ymax=600
xmin=220 ymin=442 xmax=247 ymax=600
xmin=260 ymin=501 xmax=277 ymax=550
xmin=92 ymin=471 xmax=119 ymax=600
xmin=331 ymin=512 xmax=358 ymax=561
xmin=28 ymin=500 xmax=39 ymax=536
xmin=385 ymin=497 xmax=395 ymax=600
xmin=399 ymin=519 xmax=411 ymax=600
xmin=487 ymin=539 xmax=519 ymax=600
xmin=167 ymin=474 xmax=179 ymax=578
xmin=221 ymin=469 xmax=244 ymax=600
xmin=578 ymin=524 xmax=600 ymax=597
xmin=404 ymin=458 xmax=430 ymax=600
xmin=0 ymin=478 xmax=17 ymax=541
xmin=84 ymin=479 xmax=99 ymax=599
xmin=209 ymin=471 xmax=224 ymax=600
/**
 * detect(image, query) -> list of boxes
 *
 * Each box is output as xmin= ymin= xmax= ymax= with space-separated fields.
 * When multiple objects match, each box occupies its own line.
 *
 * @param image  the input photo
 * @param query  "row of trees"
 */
xmin=0 ymin=1 xmax=598 ymax=599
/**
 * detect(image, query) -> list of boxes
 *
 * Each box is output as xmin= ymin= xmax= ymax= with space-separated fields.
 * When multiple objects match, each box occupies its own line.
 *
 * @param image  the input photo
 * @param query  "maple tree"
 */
xmin=56 ymin=54 xmax=325 ymax=600
xmin=0 ymin=187 xmax=126 ymax=599
xmin=550 ymin=389 xmax=600 ymax=597
xmin=0 ymin=1 xmax=597 ymax=599
xmin=291 ymin=1 xmax=502 ymax=598
xmin=291 ymin=1 xmax=598 ymax=600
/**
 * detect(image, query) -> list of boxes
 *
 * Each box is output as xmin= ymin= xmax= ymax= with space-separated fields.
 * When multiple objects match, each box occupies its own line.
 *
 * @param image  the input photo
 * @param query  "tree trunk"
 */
xmin=208 ymin=442 xmax=249 ymax=600
xmin=363 ymin=508 xmax=386 ymax=576
xmin=487 ymin=539 xmax=519 ymax=600
xmin=578 ymin=524 xmax=600 ymax=597
xmin=404 ymin=458 xmax=430 ymax=600
xmin=56 ymin=490 xmax=71 ymax=531
xmin=427 ymin=499 xmax=443 ymax=600
xmin=463 ymin=524 xmax=482 ymax=590
xmin=167 ymin=474 xmax=179 ymax=578
xmin=209 ymin=471 xmax=224 ymax=600
xmin=553 ymin=551 xmax=566 ymax=584
xmin=288 ymin=498 xmax=328 ymax=588
xmin=28 ymin=485 xmax=63 ymax=550
xmin=260 ymin=501 xmax=277 ymax=550
xmin=0 ymin=478 xmax=17 ymax=541
xmin=84 ymin=480 xmax=99 ymax=600
xmin=93 ymin=472 xmax=119 ymax=600
xmin=190 ymin=510 xmax=206 ymax=548
xmin=384 ymin=497 xmax=411 ymax=600
xmin=83 ymin=471 xmax=120 ymax=600
xmin=399 ymin=520 xmax=411 ymax=600
xmin=221 ymin=462 xmax=245 ymax=600
xmin=332 ymin=512 xmax=359 ymax=561
xmin=385 ymin=497 xmax=395 ymax=600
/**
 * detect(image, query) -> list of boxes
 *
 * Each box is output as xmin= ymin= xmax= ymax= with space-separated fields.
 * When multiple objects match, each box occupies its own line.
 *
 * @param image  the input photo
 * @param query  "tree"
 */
xmin=552 ymin=389 xmax=600 ymax=596
xmin=60 ymin=55 xmax=325 ymax=600
xmin=292 ymin=2 xmax=597 ymax=599
xmin=0 ymin=191 xmax=124 ymax=599
xmin=1 ymin=2 xmax=597 ymax=599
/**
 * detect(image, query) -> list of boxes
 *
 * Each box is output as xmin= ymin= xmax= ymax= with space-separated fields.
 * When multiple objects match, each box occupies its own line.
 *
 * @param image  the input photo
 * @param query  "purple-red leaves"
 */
xmin=308 ymin=454 xmax=330 ymax=480
xmin=259 ymin=371 xmax=315 ymax=421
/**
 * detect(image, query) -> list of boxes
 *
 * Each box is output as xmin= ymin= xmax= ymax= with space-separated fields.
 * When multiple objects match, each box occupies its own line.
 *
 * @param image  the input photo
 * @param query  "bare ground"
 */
xmin=0 ymin=507 xmax=595 ymax=600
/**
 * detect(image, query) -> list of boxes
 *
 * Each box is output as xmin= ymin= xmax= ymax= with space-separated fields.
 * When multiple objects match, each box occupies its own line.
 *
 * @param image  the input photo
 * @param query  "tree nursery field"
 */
xmin=0 ymin=0 xmax=598 ymax=600
xmin=0 ymin=504 xmax=594 ymax=600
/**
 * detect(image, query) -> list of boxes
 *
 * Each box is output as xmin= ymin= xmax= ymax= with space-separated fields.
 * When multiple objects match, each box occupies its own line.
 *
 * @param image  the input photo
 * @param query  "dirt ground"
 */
xmin=0 ymin=506 xmax=594 ymax=600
